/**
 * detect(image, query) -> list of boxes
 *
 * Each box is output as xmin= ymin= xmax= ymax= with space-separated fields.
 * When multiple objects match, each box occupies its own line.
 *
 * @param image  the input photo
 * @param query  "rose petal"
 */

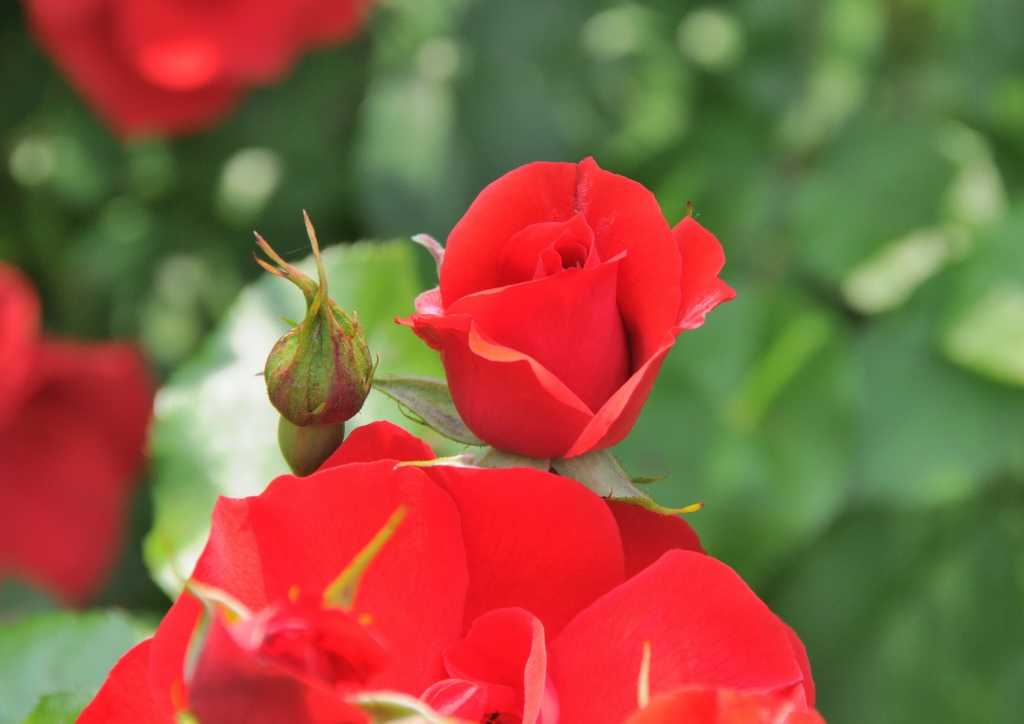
xmin=497 ymin=214 xmax=595 ymax=285
xmin=608 ymin=502 xmax=703 ymax=580
xmin=115 ymin=0 xmax=298 ymax=86
xmin=448 ymin=260 xmax=629 ymax=413
xmin=26 ymin=0 xmax=239 ymax=136
xmin=574 ymin=157 xmax=683 ymax=366
xmin=0 ymin=342 xmax=153 ymax=603
xmin=0 ymin=264 xmax=40 ymax=426
xmin=425 ymin=466 xmax=624 ymax=637
xmin=674 ymin=216 xmax=736 ymax=330
xmin=189 ymin=609 xmax=371 ymax=724
xmin=192 ymin=461 xmax=468 ymax=693
xmin=550 ymin=551 xmax=806 ymax=724
xmin=624 ymin=687 xmax=824 ymax=724
xmin=783 ymin=624 xmax=816 ymax=708
xmin=432 ymin=608 xmax=553 ymax=724
xmin=319 ymin=421 xmax=435 ymax=470
xmin=564 ymin=332 xmax=676 ymax=458
xmin=405 ymin=313 xmax=592 ymax=458
xmin=440 ymin=162 xmax=579 ymax=305
xmin=77 ymin=640 xmax=165 ymax=724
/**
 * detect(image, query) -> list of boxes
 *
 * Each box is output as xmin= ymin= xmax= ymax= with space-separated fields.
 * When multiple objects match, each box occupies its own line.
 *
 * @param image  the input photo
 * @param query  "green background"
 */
xmin=2 ymin=0 xmax=1023 ymax=722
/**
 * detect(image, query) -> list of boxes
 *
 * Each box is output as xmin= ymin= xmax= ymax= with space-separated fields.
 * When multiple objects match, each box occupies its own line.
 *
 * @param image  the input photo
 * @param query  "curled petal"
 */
xmin=674 ymin=216 xmax=736 ymax=330
xmin=405 ymin=313 xmax=592 ymax=459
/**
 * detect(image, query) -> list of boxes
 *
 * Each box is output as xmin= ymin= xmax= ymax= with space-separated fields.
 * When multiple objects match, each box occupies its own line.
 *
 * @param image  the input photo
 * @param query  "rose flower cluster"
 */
xmin=80 ymin=159 xmax=825 ymax=723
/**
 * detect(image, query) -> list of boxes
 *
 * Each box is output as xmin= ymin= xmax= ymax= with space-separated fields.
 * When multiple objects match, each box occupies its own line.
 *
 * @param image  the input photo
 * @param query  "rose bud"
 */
xmin=255 ymin=212 xmax=373 ymax=474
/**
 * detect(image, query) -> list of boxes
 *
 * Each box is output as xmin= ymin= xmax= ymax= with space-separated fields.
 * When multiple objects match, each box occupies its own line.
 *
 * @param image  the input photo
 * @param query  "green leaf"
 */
xmin=857 ymin=266 xmax=1024 ymax=506
xmin=773 ymin=489 xmax=1024 ymax=723
xmin=552 ymin=450 xmax=701 ymax=515
xmin=145 ymin=241 xmax=449 ymax=597
xmin=22 ymin=692 xmax=91 ymax=724
xmin=372 ymin=375 xmax=483 ymax=446
xmin=0 ymin=610 xmax=150 ymax=724
xmin=475 ymin=447 xmax=550 ymax=471
xmin=941 ymin=206 xmax=1024 ymax=387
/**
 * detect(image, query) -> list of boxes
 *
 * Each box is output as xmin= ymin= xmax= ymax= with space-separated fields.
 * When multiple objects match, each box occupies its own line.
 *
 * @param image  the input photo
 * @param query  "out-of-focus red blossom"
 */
xmin=0 ymin=263 xmax=153 ymax=604
xmin=402 ymin=158 xmax=735 ymax=460
xmin=25 ymin=0 xmax=373 ymax=137
xmin=625 ymin=687 xmax=824 ymax=724
xmin=80 ymin=421 xmax=813 ymax=724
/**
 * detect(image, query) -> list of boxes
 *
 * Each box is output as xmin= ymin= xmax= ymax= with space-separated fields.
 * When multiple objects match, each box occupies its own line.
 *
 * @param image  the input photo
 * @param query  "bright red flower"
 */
xmin=402 ymin=158 xmax=735 ymax=460
xmin=0 ymin=263 xmax=153 ymax=604
xmin=624 ymin=687 xmax=824 ymax=724
xmin=80 ymin=422 xmax=811 ymax=724
xmin=25 ymin=0 xmax=373 ymax=136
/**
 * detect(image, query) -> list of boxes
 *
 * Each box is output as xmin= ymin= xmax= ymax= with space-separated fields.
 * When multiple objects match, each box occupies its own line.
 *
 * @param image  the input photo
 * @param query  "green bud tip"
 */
xmin=256 ymin=212 xmax=374 ymax=428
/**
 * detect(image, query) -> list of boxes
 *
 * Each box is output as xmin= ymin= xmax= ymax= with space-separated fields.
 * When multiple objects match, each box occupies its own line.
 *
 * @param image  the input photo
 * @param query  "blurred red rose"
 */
xmin=625 ymin=687 xmax=824 ymax=724
xmin=0 ymin=263 xmax=153 ymax=604
xmin=25 ymin=0 xmax=373 ymax=136
xmin=403 ymin=157 xmax=735 ymax=460
xmin=80 ymin=421 xmax=812 ymax=724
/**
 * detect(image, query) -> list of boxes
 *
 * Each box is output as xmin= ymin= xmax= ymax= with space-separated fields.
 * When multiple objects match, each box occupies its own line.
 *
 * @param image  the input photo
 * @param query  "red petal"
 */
xmin=447 ymin=260 xmax=629 ymax=414
xmin=564 ymin=332 xmax=676 ymax=458
xmin=425 ymin=466 xmax=624 ymax=637
xmin=319 ymin=421 xmax=435 ymax=470
xmin=406 ymin=313 xmax=592 ymax=459
xmin=782 ymin=623 xmax=816 ymax=708
xmin=147 ymin=594 xmax=204 ymax=718
xmin=574 ymin=157 xmax=682 ymax=366
xmin=26 ymin=0 xmax=239 ymax=136
xmin=624 ymin=687 xmax=825 ymax=724
xmin=550 ymin=551 xmax=805 ymax=724
xmin=191 ymin=461 xmax=468 ymax=694
xmin=0 ymin=264 xmax=40 ymax=426
xmin=608 ymin=501 xmax=703 ymax=579
xmin=0 ymin=342 xmax=153 ymax=603
xmin=189 ymin=612 xmax=370 ymax=724
xmin=440 ymin=162 xmax=579 ymax=306
xmin=673 ymin=216 xmax=736 ymax=330
xmin=432 ymin=608 xmax=554 ymax=724
xmin=77 ymin=640 xmax=168 ymax=724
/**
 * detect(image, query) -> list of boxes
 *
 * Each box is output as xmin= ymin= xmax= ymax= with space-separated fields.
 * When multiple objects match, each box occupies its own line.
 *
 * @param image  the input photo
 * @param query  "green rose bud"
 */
xmin=255 ymin=212 xmax=373 ymax=430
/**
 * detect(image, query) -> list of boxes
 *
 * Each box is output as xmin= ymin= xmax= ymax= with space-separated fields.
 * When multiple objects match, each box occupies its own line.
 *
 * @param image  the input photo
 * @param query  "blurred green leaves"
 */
xmin=144 ymin=240 xmax=448 ymax=597
xmin=0 ymin=610 xmax=149 ymax=724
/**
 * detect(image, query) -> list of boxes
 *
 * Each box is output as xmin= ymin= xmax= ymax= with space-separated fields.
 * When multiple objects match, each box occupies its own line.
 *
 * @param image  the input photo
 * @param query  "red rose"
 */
xmin=80 ymin=421 xmax=812 ymax=724
xmin=0 ymin=263 xmax=153 ymax=603
xmin=403 ymin=158 xmax=735 ymax=459
xmin=625 ymin=687 xmax=824 ymax=724
xmin=25 ymin=0 xmax=372 ymax=136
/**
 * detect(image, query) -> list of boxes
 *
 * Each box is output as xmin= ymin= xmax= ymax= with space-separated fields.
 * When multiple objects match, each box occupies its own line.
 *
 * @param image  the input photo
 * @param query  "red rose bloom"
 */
xmin=81 ymin=422 xmax=812 ymax=724
xmin=25 ymin=0 xmax=373 ymax=136
xmin=403 ymin=158 xmax=735 ymax=459
xmin=625 ymin=687 xmax=824 ymax=724
xmin=0 ymin=263 xmax=153 ymax=603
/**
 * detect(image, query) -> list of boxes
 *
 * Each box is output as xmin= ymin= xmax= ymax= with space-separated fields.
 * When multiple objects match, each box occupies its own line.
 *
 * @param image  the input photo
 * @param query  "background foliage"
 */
xmin=2 ymin=0 xmax=1023 ymax=722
